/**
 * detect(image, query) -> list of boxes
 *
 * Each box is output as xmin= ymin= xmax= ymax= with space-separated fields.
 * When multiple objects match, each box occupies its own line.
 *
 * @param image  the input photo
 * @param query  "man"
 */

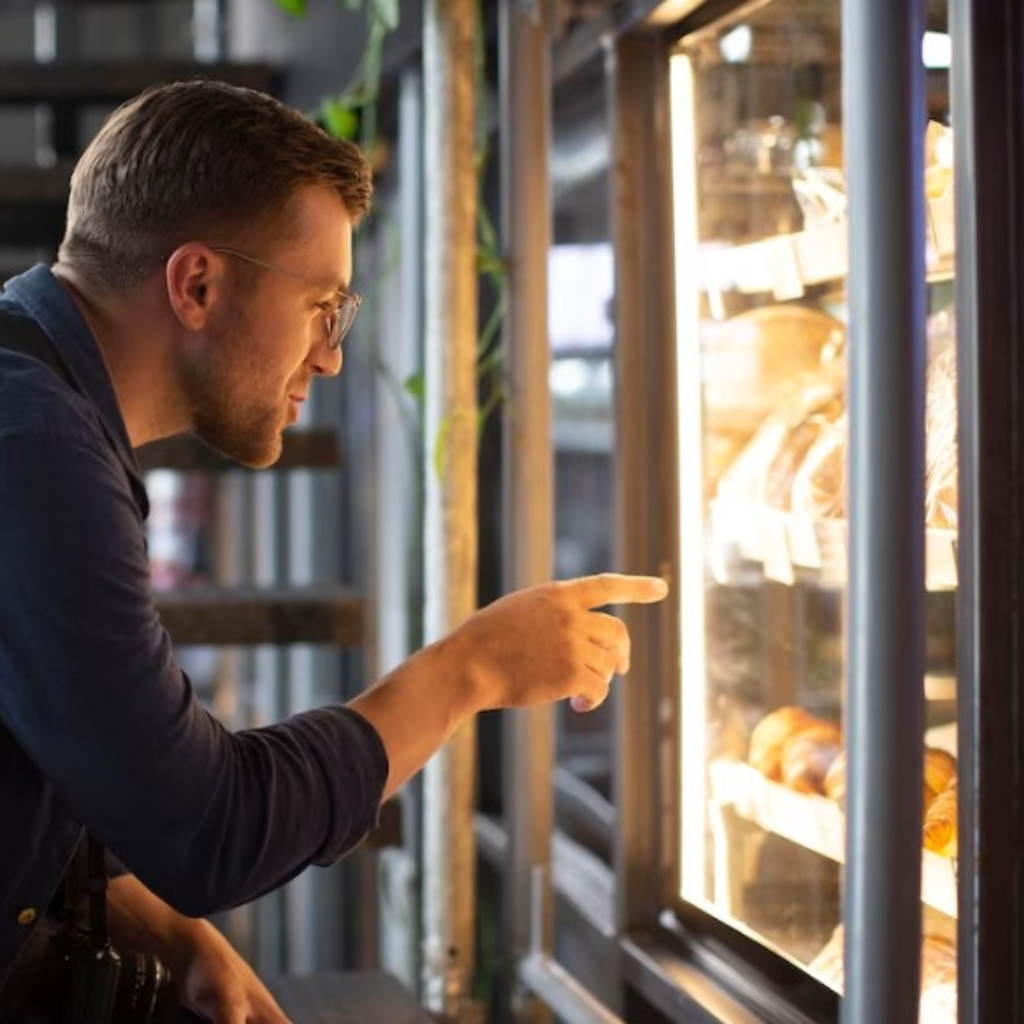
xmin=0 ymin=80 xmax=667 ymax=1022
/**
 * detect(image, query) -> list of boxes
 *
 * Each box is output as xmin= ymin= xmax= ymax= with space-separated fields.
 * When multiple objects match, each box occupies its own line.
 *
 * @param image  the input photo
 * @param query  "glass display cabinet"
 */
xmin=671 ymin=0 xmax=955 ymax=1015
xmin=607 ymin=0 xmax=1024 ymax=1021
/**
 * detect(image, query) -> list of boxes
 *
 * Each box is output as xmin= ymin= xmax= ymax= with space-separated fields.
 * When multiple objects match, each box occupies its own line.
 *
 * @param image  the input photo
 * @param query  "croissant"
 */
xmin=923 ymin=778 xmax=958 ymax=856
xmin=825 ymin=749 xmax=956 ymax=821
xmin=823 ymin=749 xmax=846 ymax=805
xmin=923 ymin=747 xmax=957 ymax=801
xmin=780 ymin=722 xmax=842 ymax=794
xmin=748 ymin=706 xmax=817 ymax=781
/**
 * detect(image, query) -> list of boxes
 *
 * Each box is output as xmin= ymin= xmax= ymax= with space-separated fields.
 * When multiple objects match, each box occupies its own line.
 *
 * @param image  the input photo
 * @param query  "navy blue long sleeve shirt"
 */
xmin=0 ymin=266 xmax=388 ymax=991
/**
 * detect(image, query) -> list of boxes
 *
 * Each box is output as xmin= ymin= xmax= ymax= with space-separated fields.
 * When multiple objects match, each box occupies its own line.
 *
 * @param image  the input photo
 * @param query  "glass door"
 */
xmin=669 ymin=1 xmax=957 ymax=1017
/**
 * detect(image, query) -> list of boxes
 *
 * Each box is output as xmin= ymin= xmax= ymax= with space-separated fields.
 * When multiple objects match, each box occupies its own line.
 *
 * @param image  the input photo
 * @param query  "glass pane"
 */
xmin=670 ymin=1 xmax=957 ymax=1015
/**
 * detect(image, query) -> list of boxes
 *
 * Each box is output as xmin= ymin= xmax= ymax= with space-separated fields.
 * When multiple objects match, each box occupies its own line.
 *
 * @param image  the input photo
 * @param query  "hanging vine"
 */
xmin=271 ymin=0 xmax=508 ymax=469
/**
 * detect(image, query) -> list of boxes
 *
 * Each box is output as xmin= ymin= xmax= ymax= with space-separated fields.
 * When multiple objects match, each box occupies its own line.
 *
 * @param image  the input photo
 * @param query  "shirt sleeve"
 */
xmin=0 ymin=419 xmax=389 ymax=916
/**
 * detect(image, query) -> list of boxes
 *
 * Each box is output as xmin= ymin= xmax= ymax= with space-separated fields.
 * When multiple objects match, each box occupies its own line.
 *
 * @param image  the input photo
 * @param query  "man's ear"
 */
xmin=164 ymin=244 xmax=223 ymax=331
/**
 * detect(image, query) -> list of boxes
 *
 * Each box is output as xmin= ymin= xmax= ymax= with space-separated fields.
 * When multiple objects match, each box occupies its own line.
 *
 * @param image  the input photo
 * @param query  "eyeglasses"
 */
xmin=210 ymin=246 xmax=361 ymax=350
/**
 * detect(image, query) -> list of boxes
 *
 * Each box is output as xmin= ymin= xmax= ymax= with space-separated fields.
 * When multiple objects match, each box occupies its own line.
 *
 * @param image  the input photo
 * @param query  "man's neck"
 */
xmin=51 ymin=264 xmax=189 ymax=448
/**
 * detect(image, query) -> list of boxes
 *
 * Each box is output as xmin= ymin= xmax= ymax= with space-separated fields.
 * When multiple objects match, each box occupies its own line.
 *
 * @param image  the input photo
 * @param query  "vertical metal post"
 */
xmin=421 ymin=1 xmax=479 ymax=1018
xmin=952 ymin=2 xmax=1024 ymax=1021
xmin=377 ymin=67 xmax=426 ymax=682
xmin=842 ymin=1 xmax=926 ymax=1022
xmin=286 ymin=470 xmax=318 ymax=974
xmin=499 ymin=0 xmax=555 ymax=1018
xmin=374 ymin=66 xmax=427 ymax=995
xmin=252 ymin=471 xmax=289 ymax=973
xmin=608 ymin=33 xmax=679 ymax=937
xmin=213 ymin=473 xmax=254 ymax=960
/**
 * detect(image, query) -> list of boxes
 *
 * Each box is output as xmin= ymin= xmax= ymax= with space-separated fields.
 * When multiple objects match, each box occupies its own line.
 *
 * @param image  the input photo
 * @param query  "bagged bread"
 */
xmin=717 ymin=378 xmax=844 ymax=511
xmin=791 ymin=412 xmax=847 ymax=518
xmin=703 ymin=305 xmax=844 ymax=441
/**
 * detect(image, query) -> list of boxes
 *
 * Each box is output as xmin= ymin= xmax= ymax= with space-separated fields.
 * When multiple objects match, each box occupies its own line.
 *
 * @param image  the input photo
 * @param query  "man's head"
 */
xmin=56 ymin=80 xmax=373 ymax=468
xmin=60 ymin=79 xmax=372 ymax=290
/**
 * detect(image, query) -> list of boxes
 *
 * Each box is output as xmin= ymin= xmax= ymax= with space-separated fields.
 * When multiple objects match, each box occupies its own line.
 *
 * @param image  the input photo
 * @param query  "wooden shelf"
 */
xmin=0 ymin=61 xmax=276 ymax=105
xmin=155 ymin=586 xmax=362 ymax=646
xmin=708 ymin=760 xmax=957 ymax=918
xmin=137 ymin=429 xmax=339 ymax=472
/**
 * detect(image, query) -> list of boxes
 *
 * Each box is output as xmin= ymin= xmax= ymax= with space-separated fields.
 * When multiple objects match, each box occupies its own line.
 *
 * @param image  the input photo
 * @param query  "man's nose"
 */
xmin=308 ymin=345 xmax=343 ymax=377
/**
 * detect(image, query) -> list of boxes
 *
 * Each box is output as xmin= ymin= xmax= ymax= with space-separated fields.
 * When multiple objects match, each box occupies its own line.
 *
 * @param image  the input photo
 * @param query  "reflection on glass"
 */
xmin=670 ymin=2 xmax=957 ymax=1017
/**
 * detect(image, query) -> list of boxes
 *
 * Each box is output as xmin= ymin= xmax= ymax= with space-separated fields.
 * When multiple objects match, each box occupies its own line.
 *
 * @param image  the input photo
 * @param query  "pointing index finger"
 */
xmin=569 ymin=573 xmax=669 ymax=609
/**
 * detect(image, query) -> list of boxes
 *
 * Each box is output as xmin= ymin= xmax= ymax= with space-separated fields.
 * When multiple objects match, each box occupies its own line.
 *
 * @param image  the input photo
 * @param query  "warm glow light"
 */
xmin=719 ymin=25 xmax=752 ymax=64
xmin=670 ymin=53 xmax=708 ymax=902
xmin=922 ymin=32 xmax=951 ymax=70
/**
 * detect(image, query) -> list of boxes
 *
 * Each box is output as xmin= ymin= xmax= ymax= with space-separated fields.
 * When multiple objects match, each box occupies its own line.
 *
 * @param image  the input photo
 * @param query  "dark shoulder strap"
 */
xmin=0 ymin=308 xmax=73 ymax=386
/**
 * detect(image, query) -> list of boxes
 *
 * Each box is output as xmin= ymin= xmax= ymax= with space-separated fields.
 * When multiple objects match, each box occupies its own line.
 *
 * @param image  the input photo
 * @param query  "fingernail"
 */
xmin=571 ymin=695 xmax=592 ymax=713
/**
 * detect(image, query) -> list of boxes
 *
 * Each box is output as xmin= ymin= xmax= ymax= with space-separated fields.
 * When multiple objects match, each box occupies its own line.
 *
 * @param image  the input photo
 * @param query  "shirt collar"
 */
xmin=1 ymin=265 xmax=148 ymax=517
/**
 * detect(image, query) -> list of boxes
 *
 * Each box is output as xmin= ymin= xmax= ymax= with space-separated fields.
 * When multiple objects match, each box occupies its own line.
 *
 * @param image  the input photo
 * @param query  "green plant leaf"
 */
xmin=274 ymin=0 xmax=307 ymax=16
xmin=476 ymin=252 xmax=505 ymax=277
xmin=320 ymin=98 xmax=360 ymax=140
xmin=372 ymin=0 xmax=400 ymax=31
xmin=403 ymin=372 xmax=426 ymax=402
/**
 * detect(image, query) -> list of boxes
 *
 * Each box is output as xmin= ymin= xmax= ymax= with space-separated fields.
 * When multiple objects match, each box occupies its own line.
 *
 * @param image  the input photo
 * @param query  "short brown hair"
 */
xmin=60 ymin=79 xmax=373 ymax=289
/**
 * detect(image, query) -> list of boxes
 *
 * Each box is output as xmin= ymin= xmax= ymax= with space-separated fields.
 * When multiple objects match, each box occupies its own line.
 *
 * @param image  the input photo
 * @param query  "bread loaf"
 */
xmin=703 ymin=306 xmax=843 ymax=440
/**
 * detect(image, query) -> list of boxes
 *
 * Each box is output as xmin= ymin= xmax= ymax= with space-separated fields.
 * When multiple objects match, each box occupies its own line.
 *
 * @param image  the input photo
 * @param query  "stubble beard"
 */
xmin=183 ymin=318 xmax=287 ymax=469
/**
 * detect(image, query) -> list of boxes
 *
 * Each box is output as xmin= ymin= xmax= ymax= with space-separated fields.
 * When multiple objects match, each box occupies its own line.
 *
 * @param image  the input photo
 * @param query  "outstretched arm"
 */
xmin=349 ymin=573 xmax=668 ymax=799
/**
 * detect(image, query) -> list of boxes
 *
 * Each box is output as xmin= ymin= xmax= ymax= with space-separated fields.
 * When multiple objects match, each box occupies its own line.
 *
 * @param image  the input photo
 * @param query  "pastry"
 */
xmin=780 ymin=722 xmax=842 ymax=794
xmin=824 ymin=749 xmax=955 ymax=818
xmin=823 ymin=749 xmax=846 ymax=805
xmin=924 ymin=778 xmax=958 ymax=856
xmin=747 ymin=706 xmax=817 ymax=781
xmin=923 ymin=747 xmax=957 ymax=801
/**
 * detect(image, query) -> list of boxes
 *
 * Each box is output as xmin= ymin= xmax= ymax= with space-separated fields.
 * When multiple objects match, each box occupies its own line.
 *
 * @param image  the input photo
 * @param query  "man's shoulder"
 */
xmin=0 ymin=347 xmax=104 ymax=448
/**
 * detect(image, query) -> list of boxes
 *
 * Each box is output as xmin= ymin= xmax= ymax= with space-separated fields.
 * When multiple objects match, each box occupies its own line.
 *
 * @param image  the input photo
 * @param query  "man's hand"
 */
xmin=106 ymin=874 xmax=290 ymax=1023
xmin=350 ymin=573 xmax=668 ymax=796
xmin=170 ymin=920 xmax=290 ymax=1024
xmin=449 ymin=573 xmax=668 ymax=713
